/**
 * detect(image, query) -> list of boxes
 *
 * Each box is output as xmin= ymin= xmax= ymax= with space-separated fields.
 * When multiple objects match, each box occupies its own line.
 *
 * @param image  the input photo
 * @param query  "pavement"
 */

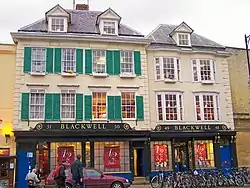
xmin=130 ymin=185 xmax=249 ymax=188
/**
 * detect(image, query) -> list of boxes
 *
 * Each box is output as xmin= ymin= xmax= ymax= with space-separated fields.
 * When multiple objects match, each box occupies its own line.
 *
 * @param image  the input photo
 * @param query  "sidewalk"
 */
xmin=130 ymin=185 xmax=247 ymax=188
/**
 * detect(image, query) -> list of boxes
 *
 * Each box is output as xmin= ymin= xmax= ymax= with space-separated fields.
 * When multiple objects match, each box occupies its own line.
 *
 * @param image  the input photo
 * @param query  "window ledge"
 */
xmin=91 ymin=119 xmax=107 ymax=121
xmin=30 ymin=72 xmax=46 ymax=76
xmin=164 ymin=78 xmax=177 ymax=83
xmin=119 ymin=74 xmax=136 ymax=78
xmin=61 ymin=72 xmax=77 ymax=77
xmin=92 ymin=73 xmax=108 ymax=77
xmin=201 ymin=80 xmax=214 ymax=85
xmin=28 ymin=119 xmax=44 ymax=121
xmin=60 ymin=119 xmax=76 ymax=121
xmin=122 ymin=118 xmax=136 ymax=121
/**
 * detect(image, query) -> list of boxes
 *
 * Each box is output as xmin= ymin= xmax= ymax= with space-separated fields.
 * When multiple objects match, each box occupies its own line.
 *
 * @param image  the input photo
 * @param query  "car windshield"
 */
xmin=86 ymin=169 xmax=101 ymax=177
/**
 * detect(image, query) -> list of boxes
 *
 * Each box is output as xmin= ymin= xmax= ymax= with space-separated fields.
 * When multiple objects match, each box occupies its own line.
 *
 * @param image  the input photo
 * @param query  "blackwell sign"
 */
xmin=154 ymin=124 xmax=230 ymax=132
xmin=33 ymin=123 xmax=132 ymax=131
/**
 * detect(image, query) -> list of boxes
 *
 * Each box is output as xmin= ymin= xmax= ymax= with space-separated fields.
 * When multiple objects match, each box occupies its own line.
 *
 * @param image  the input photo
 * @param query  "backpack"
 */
xmin=52 ymin=165 xmax=62 ymax=179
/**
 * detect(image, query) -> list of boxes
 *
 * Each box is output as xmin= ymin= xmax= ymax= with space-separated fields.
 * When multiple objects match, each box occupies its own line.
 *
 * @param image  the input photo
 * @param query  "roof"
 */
xmin=19 ymin=9 xmax=143 ymax=37
xmin=147 ymin=24 xmax=224 ymax=48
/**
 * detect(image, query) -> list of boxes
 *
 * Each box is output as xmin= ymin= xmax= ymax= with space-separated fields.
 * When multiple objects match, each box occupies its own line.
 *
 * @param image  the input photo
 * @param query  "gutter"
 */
xmin=11 ymin=32 xmax=150 ymax=45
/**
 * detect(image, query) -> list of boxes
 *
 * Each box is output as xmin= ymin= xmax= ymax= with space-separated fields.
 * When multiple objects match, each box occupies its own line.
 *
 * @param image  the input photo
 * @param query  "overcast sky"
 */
xmin=0 ymin=0 xmax=249 ymax=48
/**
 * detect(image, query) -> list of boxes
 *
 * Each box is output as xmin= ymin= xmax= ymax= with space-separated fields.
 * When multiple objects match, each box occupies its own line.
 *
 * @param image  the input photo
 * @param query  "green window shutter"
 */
xmin=76 ymin=49 xmax=83 ymax=74
xmin=21 ymin=93 xmax=29 ymax=120
xmin=84 ymin=95 xmax=92 ymax=120
xmin=113 ymin=50 xmax=121 ymax=75
xmin=54 ymin=48 xmax=61 ymax=73
xmin=134 ymin=51 xmax=141 ymax=76
xmin=52 ymin=93 xmax=60 ymax=120
xmin=85 ymin=49 xmax=92 ymax=74
xmin=107 ymin=96 xmax=115 ymax=120
xmin=76 ymin=93 xmax=84 ymax=120
xmin=136 ymin=96 xmax=144 ymax=120
xmin=45 ymin=93 xmax=53 ymax=120
xmin=23 ymin=47 xmax=31 ymax=73
xmin=106 ymin=50 xmax=114 ymax=75
xmin=114 ymin=96 xmax=122 ymax=120
xmin=46 ymin=48 xmax=54 ymax=73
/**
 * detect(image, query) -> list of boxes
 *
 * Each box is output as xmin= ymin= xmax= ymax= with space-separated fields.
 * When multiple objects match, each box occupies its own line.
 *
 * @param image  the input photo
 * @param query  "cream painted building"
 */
xmin=0 ymin=43 xmax=16 ymax=188
xmin=146 ymin=22 xmax=237 ymax=172
xmin=11 ymin=4 xmax=150 ymax=187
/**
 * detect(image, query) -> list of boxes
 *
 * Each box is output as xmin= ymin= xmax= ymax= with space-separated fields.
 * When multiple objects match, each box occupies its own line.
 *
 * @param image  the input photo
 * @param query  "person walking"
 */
xmin=25 ymin=168 xmax=40 ymax=188
xmin=54 ymin=160 xmax=67 ymax=188
xmin=71 ymin=154 xmax=84 ymax=188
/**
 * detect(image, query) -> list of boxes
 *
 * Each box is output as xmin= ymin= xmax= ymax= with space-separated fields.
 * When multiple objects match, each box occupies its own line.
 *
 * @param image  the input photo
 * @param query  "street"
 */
xmin=130 ymin=186 xmax=249 ymax=188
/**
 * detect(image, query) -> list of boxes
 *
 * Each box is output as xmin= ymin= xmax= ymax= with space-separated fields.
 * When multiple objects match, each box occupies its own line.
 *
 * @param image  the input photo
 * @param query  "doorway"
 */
xmin=174 ymin=141 xmax=189 ymax=172
xmin=134 ymin=148 xmax=144 ymax=177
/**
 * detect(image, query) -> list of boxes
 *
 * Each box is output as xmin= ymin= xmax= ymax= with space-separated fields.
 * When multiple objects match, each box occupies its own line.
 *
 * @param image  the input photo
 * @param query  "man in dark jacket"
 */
xmin=54 ymin=160 xmax=67 ymax=188
xmin=71 ymin=154 xmax=84 ymax=188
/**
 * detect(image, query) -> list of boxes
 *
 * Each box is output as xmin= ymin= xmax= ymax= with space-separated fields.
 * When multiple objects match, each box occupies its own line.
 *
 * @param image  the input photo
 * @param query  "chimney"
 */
xmin=76 ymin=4 xmax=89 ymax=10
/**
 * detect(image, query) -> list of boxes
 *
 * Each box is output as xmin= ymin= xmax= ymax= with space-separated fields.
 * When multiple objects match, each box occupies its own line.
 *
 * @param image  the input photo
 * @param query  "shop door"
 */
xmin=133 ymin=148 xmax=145 ymax=177
xmin=220 ymin=145 xmax=232 ymax=170
xmin=174 ymin=142 xmax=189 ymax=172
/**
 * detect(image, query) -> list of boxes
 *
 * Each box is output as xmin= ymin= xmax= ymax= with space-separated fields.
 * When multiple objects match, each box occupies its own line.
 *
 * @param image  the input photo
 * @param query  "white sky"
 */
xmin=0 ymin=0 xmax=249 ymax=48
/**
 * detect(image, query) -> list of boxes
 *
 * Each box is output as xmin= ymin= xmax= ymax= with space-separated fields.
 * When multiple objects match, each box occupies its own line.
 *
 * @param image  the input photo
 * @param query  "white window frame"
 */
xmin=92 ymin=49 xmax=106 ymax=74
xmin=191 ymin=59 xmax=215 ymax=82
xmin=121 ymin=92 xmax=136 ymax=120
xmin=60 ymin=89 xmax=76 ymax=120
xmin=61 ymin=48 xmax=76 ymax=74
xmin=49 ymin=17 xmax=67 ymax=32
xmin=154 ymin=57 xmax=181 ymax=81
xmin=156 ymin=92 xmax=183 ymax=121
xmin=92 ymin=92 xmax=107 ymax=120
xmin=177 ymin=33 xmax=191 ymax=46
xmin=120 ymin=51 xmax=134 ymax=75
xmin=194 ymin=93 xmax=220 ymax=121
xmin=31 ymin=48 xmax=46 ymax=73
xmin=102 ymin=20 xmax=117 ymax=35
xmin=29 ymin=89 xmax=45 ymax=120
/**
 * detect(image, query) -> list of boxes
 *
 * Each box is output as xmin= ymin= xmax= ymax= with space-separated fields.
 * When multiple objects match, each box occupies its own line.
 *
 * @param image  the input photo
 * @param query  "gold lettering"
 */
xmin=65 ymin=124 xmax=70 ymax=129
xmin=195 ymin=126 xmax=200 ymax=130
xmin=178 ymin=126 xmax=182 ymax=131
xmin=70 ymin=124 xmax=75 ymax=129
xmin=75 ymin=124 xmax=80 ymax=129
xmin=61 ymin=124 xmax=65 ymax=130
xmin=207 ymin=125 xmax=211 ymax=130
xmin=81 ymin=124 xmax=86 ymax=129
xmin=87 ymin=124 xmax=92 ymax=129
xmin=103 ymin=124 xmax=106 ymax=129
xmin=93 ymin=124 xmax=97 ymax=129
xmin=175 ymin=126 xmax=179 ymax=130
xmin=186 ymin=126 xmax=190 ymax=130
xmin=191 ymin=126 xmax=195 ymax=130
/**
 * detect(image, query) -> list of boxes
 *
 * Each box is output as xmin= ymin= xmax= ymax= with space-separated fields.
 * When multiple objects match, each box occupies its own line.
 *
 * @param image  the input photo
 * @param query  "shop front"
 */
xmin=14 ymin=122 xmax=150 ymax=188
xmin=149 ymin=124 xmax=237 ymax=178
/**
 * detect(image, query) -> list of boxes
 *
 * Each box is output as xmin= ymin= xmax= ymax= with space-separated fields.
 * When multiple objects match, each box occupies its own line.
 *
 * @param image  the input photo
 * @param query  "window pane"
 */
xmin=61 ymin=90 xmax=76 ymax=119
xmin=30 ymin=92 xmax=45 ymax=119
xmin=122 ymin=92 xmax=135 ymax=119
xmin=62 ymin=48 xmax=76 ymax=72
xmin=165 ymin=94 xmax=178 ymax=120
xmin=194 ymin=140 xmax=214 ymax=168
xmin=200 ymin=60 xmax=211 ymax=81
xmin=51 ymin=18 xmax=65 ymax=32
xmin=121 ymin=51 xmax=133 ymax=74
xmin=195 ymin=95 xmax=201 ymax=120
xmin=157 ymin=94 xmax=163 ymax=121
xmin=31 ymin=48 xmax=46 ymax=73
xmin=203 ymin=95 xmax=215 ymax=120
xmin=103 ymin=21 xmax=116 ymax=34
xmin=178 ymin=34 xmax=189 ymax=45
xmin=92 ymin=92 xmax=107 ymax=119
xmin=155 ymin=58 xmax=161 ymax=80
xmin=192 ymin=60 xmax=198 ymax=81
xmin=163 ymin=58 xmax=175 ymax=80
xmin=93 ymin=50 xmax=106 ymax=74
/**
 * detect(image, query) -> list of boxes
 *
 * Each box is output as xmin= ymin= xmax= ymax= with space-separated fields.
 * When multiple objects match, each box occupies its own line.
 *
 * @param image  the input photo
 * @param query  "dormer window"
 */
xmin=51 ymin=18 xmax=65 ymax=32
xmin=103 ymin=21 xmax=116 ymax=35
xmin=178 ymin=33 xmax=190 ymax=46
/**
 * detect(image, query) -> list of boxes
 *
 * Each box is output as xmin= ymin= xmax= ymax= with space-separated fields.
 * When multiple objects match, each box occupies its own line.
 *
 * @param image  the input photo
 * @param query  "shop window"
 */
xmin=122 ymin=92 xmax=135 ymax=119
xmin=0 ymin=160 xmax=8 ymax=177
xmin=50 ymin=142 xmax=82 ymax=170
xmin=94 ymin=142 xmax=129 ymax=172
xmin=85 ymin=142 xmax=91 ymax=168
xmin=92 ymin=92 xmax=107 ymax=119
xmin=194 ymin=140 xmax=215 ymax=168
xmin=151 ymin=141 xmax=172 ymax=171
xmin=36 ymin=143 xmax=49 ymax=179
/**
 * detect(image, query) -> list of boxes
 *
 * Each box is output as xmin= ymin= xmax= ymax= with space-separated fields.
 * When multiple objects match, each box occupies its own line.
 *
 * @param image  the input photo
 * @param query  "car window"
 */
xmin=86 ymin=169 xmax=101 ymax=177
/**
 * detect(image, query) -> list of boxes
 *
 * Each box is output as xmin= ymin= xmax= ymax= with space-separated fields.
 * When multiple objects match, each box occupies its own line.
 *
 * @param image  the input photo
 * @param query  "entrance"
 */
xmin=174 ymin=141 xmax=193 ymax=172
xmin=133 ymin=148 xmax=144 ymax=177
xmin=220 ymin=145 xmax=232 ymax=170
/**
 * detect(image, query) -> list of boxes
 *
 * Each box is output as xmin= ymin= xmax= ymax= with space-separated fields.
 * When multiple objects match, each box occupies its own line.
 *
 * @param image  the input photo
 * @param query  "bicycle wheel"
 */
xmin=235 ymin=175 xmax=244 ymax=186
xmin=151 ymin=175 xmax=162 ymax=188
xmin=217 ymin=177 xmax=224 ymax=187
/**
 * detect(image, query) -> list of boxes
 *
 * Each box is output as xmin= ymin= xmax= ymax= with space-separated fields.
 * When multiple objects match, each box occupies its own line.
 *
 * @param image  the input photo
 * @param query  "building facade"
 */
xmin=227 ymin=47 xmax=250 ymax=167
xmin=11 ymin=4 xmax=150 ymax=187
xmin=0 ymin=44 xmax=16 ymax=187
xmin=146 ymin=22 xmax=237 ymax=175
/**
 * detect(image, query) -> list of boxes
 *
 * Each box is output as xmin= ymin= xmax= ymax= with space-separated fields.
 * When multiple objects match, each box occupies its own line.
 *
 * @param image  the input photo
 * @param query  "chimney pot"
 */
xmin=76 ymin=4 xmax=89 ymax=11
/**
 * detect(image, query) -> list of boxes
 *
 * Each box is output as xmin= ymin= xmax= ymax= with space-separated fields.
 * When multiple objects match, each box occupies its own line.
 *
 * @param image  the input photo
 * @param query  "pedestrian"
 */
xmin=25 ymin=168 xmax=40 ymax=188
xmin=54 ymin=160 xmax=67 ymax=188
xmin=71 ymin=154 xmax=84 ymax=188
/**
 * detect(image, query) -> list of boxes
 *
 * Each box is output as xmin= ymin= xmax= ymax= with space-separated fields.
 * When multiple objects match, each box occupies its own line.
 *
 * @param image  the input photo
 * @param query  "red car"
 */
xmin=45 ymin=167 xmax=131 ymax=188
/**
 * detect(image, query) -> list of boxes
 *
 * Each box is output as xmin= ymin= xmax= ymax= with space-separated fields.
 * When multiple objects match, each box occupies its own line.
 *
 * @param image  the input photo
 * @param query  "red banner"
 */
xmin=154 ymin=144 xmax=167 ymax=163
xmin=196 ymin=143 xmax=207 ymax=160
xmin=57 ymin=146 xmax=75 ymax=166
xmin=104 ymin=146 xmax=120 ymax=169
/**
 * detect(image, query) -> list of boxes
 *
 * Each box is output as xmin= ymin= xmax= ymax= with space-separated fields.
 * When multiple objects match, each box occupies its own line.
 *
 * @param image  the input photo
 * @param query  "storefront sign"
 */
xmin=0 ymin=149 xmax=9 ymax=156
xmin=57 ymin=146 xmax=75 ymax=166
xmin=154 ymin=124 xmax=229 ymax=132
xmin=104 ymin=146 xmax=120 ymax=169
xmin=33 ymin=123 xmax=132 ymax=131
